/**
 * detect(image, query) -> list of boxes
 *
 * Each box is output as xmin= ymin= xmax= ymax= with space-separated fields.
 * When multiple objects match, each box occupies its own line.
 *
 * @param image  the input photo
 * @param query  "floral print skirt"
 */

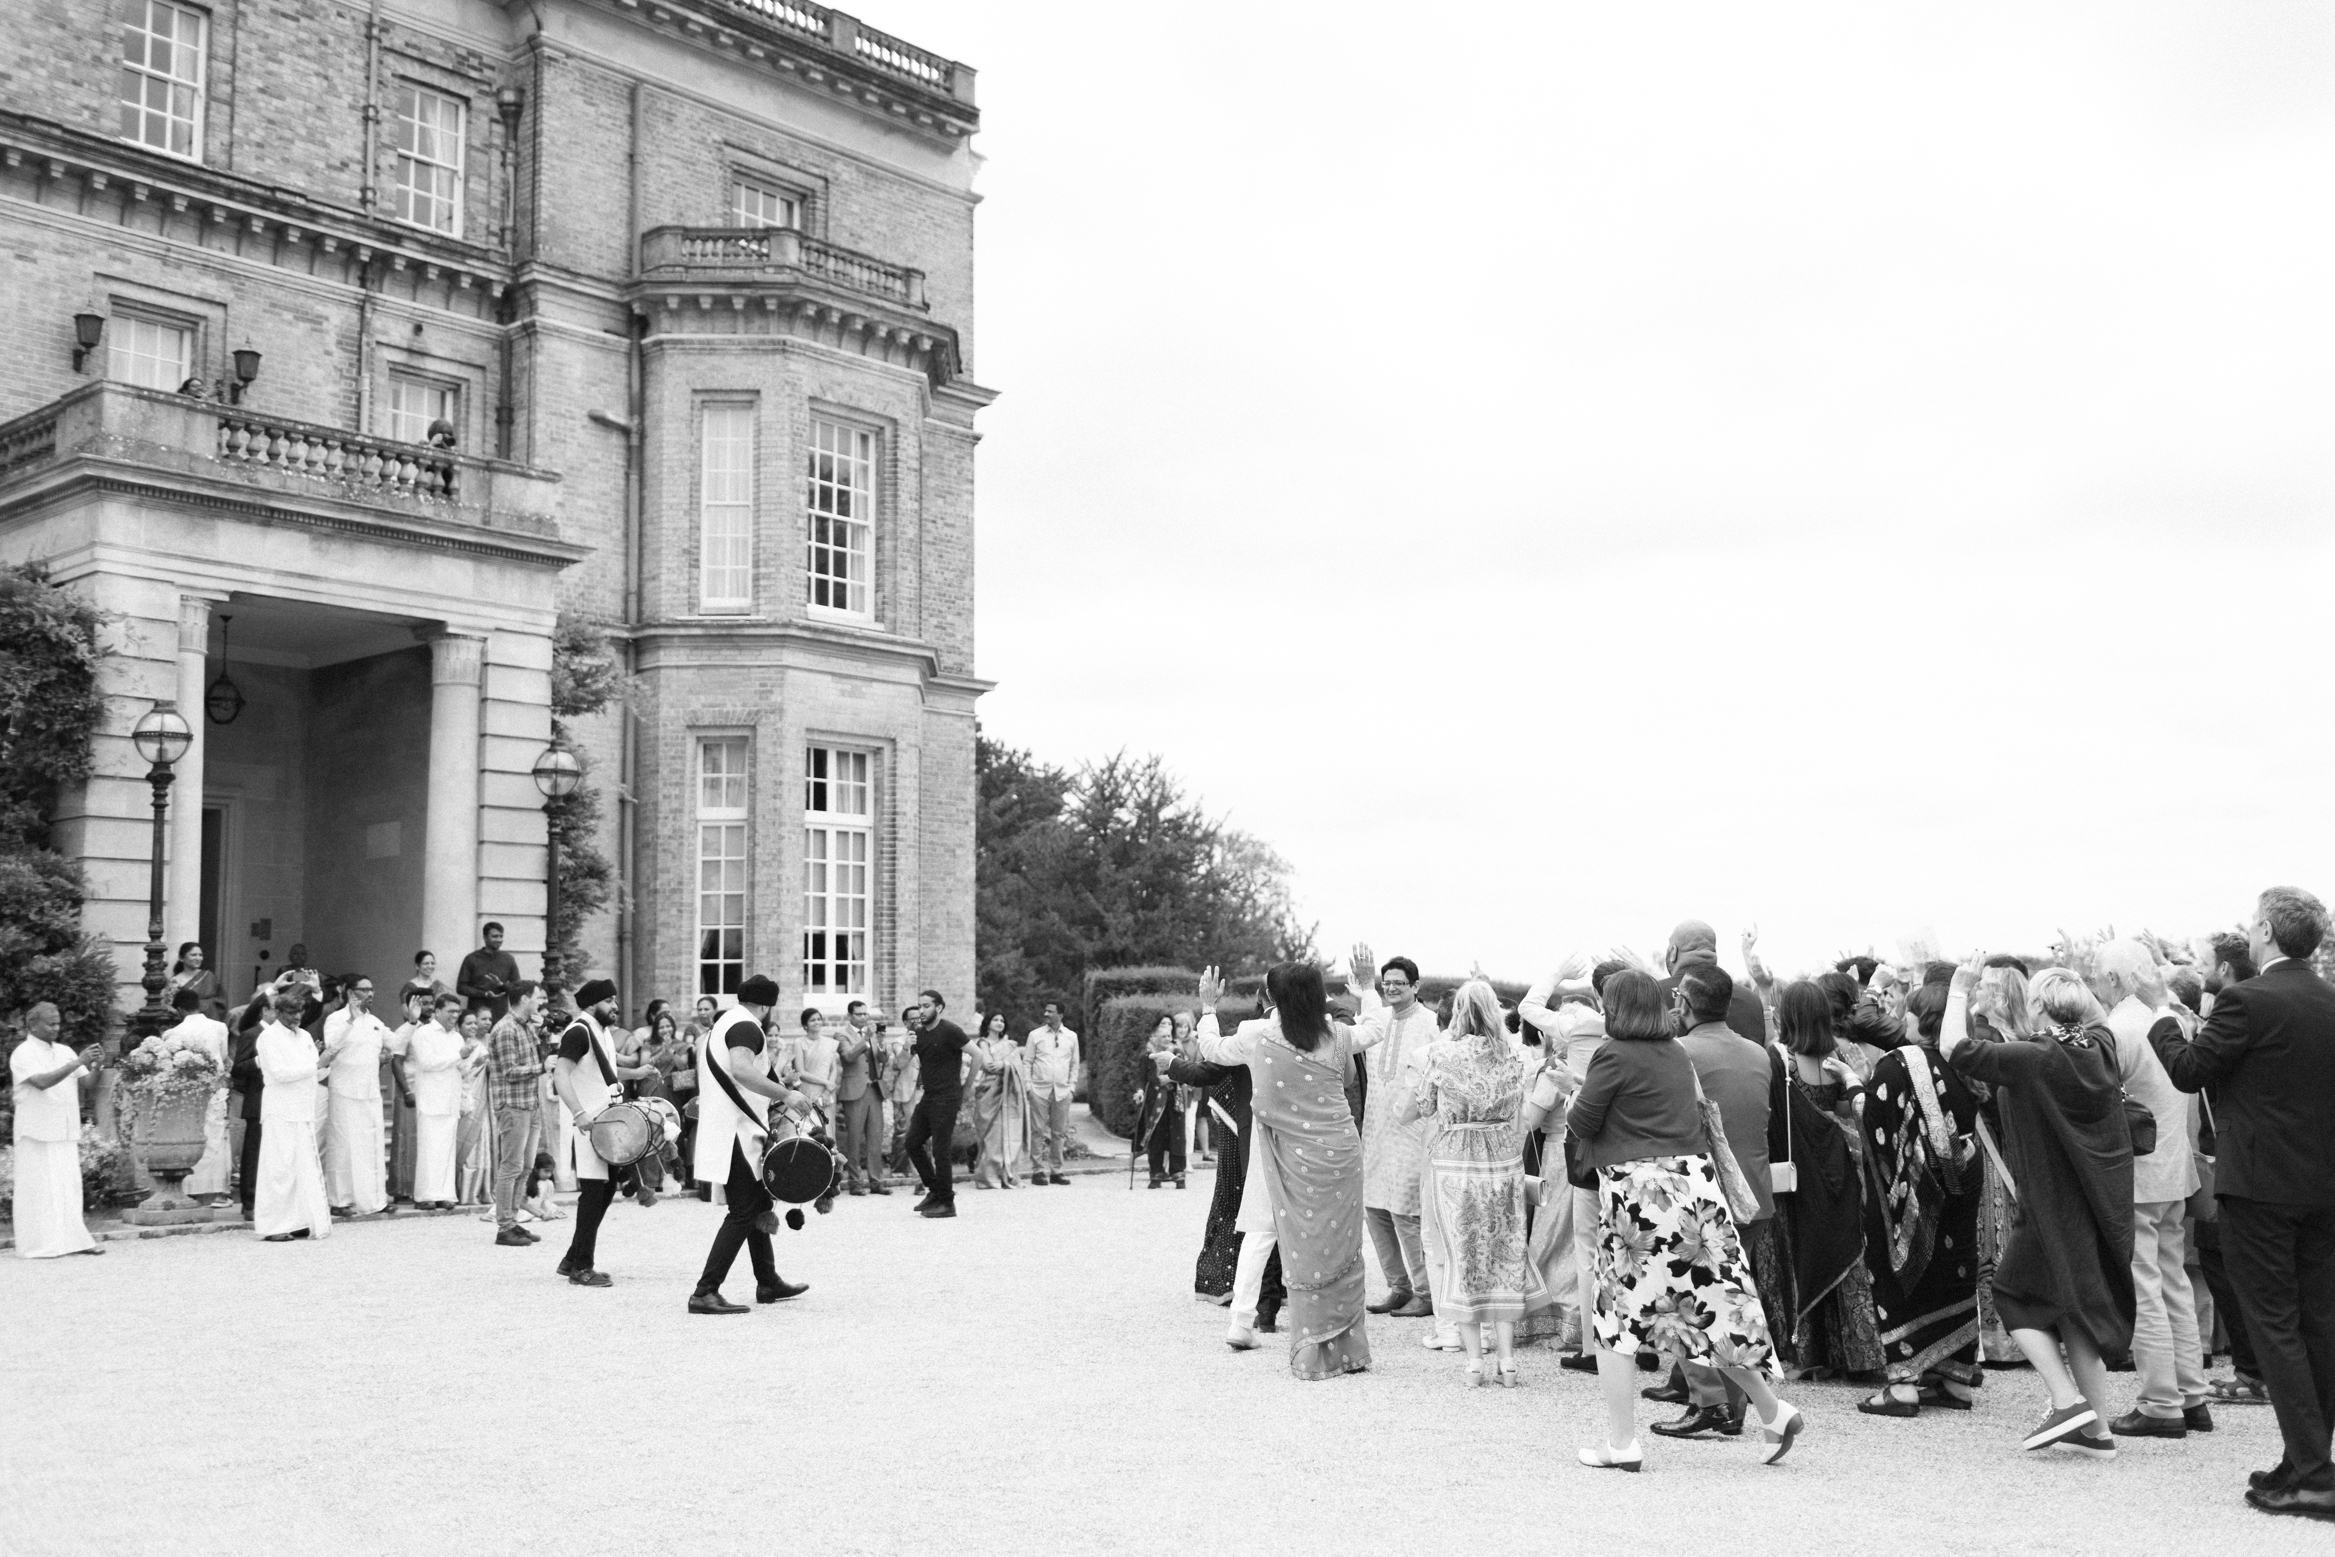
xmin=1590 ymin=1154 xmax=1780 ymax=1376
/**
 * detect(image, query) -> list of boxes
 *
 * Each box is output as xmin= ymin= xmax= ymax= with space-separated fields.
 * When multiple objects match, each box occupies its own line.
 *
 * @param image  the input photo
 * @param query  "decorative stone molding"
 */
xmin=429 ymin=633 xmax=487 ymax=686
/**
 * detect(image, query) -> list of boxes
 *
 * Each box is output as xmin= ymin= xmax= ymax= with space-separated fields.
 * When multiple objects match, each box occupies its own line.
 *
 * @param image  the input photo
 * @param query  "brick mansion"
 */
xmin=0 ymin=0 xmax=992 ymax=1022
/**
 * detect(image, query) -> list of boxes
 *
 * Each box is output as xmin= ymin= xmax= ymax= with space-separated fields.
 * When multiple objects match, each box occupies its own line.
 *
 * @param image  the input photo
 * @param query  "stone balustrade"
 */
xmin=638 ymin=225 xmax=929 ymax=310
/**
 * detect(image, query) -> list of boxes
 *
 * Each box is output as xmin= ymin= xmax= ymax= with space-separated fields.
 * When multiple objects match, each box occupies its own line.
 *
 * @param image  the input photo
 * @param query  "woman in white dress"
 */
xmin=408 ymin=996 xmax=466 ymax=1208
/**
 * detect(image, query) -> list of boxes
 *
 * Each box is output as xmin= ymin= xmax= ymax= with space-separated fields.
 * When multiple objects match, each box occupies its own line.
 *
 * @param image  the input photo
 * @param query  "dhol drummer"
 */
xmin=690 ymin=974 xmax=812 ymax=1315
xmin=551 ymin=978 xmax=658 ymax=1289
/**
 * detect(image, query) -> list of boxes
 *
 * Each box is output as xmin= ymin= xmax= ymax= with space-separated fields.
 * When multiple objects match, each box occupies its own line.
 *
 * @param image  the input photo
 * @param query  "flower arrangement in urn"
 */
xmin=115 ymin=1030 xmax=226 ymax=1213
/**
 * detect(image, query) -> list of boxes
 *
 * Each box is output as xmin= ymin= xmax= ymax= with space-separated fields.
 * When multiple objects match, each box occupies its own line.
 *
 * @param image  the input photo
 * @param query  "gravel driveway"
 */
xmin=0 ymin=1168 xmax=2316 ymax=1556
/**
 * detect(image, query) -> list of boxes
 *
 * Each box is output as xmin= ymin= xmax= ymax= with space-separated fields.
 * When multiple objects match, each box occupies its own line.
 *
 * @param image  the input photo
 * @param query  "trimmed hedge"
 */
xmin=1079 ymin=966 xmax=1196 ymax=1052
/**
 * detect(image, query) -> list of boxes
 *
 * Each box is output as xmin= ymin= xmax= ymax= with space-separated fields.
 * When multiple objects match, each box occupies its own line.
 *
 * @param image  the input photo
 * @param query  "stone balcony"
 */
xmin=632 ymin=225 xmax=961 ymax=384
xmin=0 ymin=382 xmax=577 ymax=565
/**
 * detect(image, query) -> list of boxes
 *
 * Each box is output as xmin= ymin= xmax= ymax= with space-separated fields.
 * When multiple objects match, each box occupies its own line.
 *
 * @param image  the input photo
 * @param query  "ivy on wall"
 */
xmin=544 ymin=614 xmax=621 ymax=989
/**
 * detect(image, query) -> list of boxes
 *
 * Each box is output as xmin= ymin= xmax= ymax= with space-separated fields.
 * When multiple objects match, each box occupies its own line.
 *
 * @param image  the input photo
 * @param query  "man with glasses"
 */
xmin=319 ymin=974 xmax=395 ymax=1217
xmin=1347 ymin=943 xmax=1439 ymax=1322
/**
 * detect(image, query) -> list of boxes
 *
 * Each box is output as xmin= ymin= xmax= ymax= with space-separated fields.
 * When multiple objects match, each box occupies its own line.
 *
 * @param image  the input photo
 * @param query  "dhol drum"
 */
xmin=586 ymin=1101 xmax=658 ymax=1167
xmin=642 ymin=1096 xmax=683 ymax=1148
xmin=761 ymin=1131 xmax=842 ymax=1205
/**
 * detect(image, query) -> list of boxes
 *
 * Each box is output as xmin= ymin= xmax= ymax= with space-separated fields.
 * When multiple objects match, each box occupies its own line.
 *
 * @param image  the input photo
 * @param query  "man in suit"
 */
xmin=1655 ymin=921 xmax=1768 ymax=1047
xmin=2153 ymin=885 xmax=2335 ymax=1522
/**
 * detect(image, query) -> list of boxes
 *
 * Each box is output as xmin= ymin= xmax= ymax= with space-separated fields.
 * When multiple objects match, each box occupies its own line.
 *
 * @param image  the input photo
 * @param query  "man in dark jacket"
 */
xmin=2154 ymin=886 xmax=2335 ymax=1522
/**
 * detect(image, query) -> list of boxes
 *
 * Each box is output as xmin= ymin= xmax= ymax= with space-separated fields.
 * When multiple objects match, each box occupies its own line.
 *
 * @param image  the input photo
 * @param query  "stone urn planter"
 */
xmin=122 ymin=1084 xmax=215 ymax=1224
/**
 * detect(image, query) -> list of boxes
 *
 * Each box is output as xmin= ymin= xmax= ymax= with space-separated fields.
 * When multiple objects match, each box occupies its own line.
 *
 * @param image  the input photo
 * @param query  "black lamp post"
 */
xmin=532 ymin=742 xmax=583 ymax=982
xmin=130 ymin=702 xmax=194 ymax=1042
xmin=229 ymin=346 xmax=263 ymax=404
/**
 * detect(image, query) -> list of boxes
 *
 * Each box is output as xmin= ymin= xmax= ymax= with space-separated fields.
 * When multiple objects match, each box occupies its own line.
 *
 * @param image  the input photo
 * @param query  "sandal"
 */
xmin=2208 ymin=1376 xmax=2269 ymax=1405
xmin=1462 ymin=1359 xmax=1487 ymax=1389
xmin=1917 ymin=1384 xmax=1975 ymax=1411
xmin=1495 ymin=1361 xmax=1522 ymax=1389
xmin=1858 ymin=1391 xmax=1920 ymax=1418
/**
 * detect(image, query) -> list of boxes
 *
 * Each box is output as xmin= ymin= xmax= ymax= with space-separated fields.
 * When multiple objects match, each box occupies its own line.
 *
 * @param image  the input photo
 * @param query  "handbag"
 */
xmin=1562 ymin=1116 xmax=1597 ymax=1190
xmin=2186 ymin=1093 xmax=2218 ymax=1223
xmin=1691 ymin=1066 xmax=1763 ymax=1223
xmin=2104 ymin=1032 xmax=2158 ymax=1157
xmin=1768 ymin=1043 xmax=1799 ymax=1195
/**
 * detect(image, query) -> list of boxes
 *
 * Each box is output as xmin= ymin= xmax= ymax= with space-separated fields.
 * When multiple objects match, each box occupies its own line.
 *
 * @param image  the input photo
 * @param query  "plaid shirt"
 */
xmin=486 ymin=1013 xmax=545 ymax=1112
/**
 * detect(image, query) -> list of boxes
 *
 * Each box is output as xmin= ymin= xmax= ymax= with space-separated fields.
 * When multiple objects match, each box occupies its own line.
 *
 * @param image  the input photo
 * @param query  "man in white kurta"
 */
xmin=166 ymin=989 xmax=234 ymax=1201
xmin=408 ymin=996 xmax=466 ymax=1206
xmin=552 ymin=979 xmax=655 ymax=1286
xmin=254 ymin=993 xmax=331 ymax=1240
xmin=1346 ymin=944 xmax=1439 ymax=1320
xmin=10 ymin=1003 xmax=102 ymax=1258
xmin=320 ymin=976 xmax=394 ymax=1214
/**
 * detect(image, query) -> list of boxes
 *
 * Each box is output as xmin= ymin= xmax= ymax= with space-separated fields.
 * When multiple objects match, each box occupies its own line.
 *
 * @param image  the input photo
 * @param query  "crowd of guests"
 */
xmin=1156 ymin=887 xmax=2335 ymax=1522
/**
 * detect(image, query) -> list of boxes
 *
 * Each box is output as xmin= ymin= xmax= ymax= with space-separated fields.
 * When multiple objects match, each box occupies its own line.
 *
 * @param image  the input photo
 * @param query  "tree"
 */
xmin=973 ymin=732 xmax=1312 ymax=1023
xmin=0 ymin=565 xmax=118 ymax=1046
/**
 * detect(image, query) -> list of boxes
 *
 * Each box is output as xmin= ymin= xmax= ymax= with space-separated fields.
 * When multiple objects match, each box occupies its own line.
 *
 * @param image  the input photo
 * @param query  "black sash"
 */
xmin=564 ymin=1018 xmax=617 ymax=1086
xmin=706 ymin=1019 xmax=771 ymax=1138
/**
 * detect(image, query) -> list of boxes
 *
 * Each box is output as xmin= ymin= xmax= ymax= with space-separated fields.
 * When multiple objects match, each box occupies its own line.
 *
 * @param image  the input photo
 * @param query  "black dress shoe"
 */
xmin=2110 ymin=1409 xmax=2188 ymax=1439
xmin=1642 ymin=1380 xmax=1690 ymax=1405
xmin=1257 ymin=1311 xmax=1280 ymax=1335
xmin=1367 ymin=1292 xmax=1414 ymax=1315
xmin=2251 ymin=1463 xmax=2298 ymax=1493
xmin=1650 ymin=1404 xmax=1745 ymax=1439
xmin=1560 ymin=1352 xmax=1601 ymax=1373
xmin=263 ymin=1233 xmax=293 ymax=1243
xmin=920 ymin=1202 xmax=957 ymax=1218
xmin=2184 ymin=1404 xmax=2216 ymax=1433
xmin=757 ymin=1279 xmax=809 ymax=1303
xmin=494 ymin=1227 xmax=532 ymax=1247
xmin=289 ymin=1229 xmax=311 ymax=1239
xmin=2247 ymin=1484 xmax=2335 ymax=1521
xmin=689 ymin=1291 xmax=748 ymax=1315
xmin=1049 ymin=1174 xmax=1070 ymax=1186
xmin=568 ymin=1268 xmax=611 ymax=1287
xmin=554 ymin=1256 xmax=580 ymax=1278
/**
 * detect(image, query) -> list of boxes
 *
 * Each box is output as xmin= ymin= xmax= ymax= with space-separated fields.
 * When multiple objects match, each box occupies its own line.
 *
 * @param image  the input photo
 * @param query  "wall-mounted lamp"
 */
xmin=229 ymin=346 xmax=263 ymax=404
xmin=495 ymin=84 xmax=525 ymax=135
xmin=72 ymin=312 xmax=106 ymax=373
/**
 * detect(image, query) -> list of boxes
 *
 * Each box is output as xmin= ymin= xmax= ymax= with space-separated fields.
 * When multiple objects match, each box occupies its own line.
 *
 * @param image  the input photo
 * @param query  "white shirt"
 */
xmin=408 ymin=1020 xmax=466 ymax=1117
xmin=164 ymin=1012 xmax=230 ymax=1068
xmin=10 ymin=1038 xmax=84 ymax=1143
xmin=257 ymin=1021 xmax=320 ymax=1124
xmin=1026 ymin=1026 xmax=1080 ymax=1095
xmin=322 ymin=1008 xmax=393 ymax=1100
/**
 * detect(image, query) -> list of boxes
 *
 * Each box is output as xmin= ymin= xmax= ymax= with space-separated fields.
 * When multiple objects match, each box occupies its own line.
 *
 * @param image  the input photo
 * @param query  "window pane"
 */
xmin=697 ymin=739 xmax=749 ymax=998
xmin=120 ymin=0 xmax=205 ymax=160
xmin=700 ymin=405 xmax=755 ymax=608
xmin=805 ymin=418 xmax=874 ymax=617
xmin=392 ymin=85 xmax=465 ymax=236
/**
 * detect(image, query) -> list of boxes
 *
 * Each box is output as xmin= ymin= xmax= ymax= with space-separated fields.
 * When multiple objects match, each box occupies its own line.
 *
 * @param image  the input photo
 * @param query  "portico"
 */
xmin=0 ymin=381 xmax=583 ymax=1011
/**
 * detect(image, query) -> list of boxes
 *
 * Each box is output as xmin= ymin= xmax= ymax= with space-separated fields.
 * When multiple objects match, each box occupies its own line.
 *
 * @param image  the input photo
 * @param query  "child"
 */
xmin=520 ymin=1149 xmax=565 ymax=1222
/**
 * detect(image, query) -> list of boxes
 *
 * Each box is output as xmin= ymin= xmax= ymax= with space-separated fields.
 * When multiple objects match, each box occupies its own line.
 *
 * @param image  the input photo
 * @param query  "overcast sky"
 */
xmin=875 ymin=0 xmax=2335 ymax=982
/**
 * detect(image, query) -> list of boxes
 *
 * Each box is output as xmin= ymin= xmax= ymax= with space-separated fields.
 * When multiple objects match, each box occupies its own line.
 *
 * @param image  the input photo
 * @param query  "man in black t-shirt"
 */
xmin=903 ymin=989 xmax=971 ymax=1218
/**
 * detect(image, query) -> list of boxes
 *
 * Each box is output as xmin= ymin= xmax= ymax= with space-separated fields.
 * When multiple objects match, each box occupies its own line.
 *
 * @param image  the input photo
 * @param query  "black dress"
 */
xmin=1947 ymin=1025 xmax=2135 ymax=1352
xmin=1166 ymin=1054 xmax=1285 ymax=1318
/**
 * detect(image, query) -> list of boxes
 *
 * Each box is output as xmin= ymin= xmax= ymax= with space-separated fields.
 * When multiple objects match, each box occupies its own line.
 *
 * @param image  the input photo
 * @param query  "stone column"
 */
xmin=164 ymin=593 xmax=221 ymax=955
xmin=423 ymin=634 xmax=485 ymax=969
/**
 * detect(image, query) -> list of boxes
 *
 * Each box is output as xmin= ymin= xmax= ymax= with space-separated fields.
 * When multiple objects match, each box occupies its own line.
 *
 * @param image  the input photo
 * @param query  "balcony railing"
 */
xmin=217 ymin=410 xmax=457 ymax=500
xmin=0 ymin=382 xmax=562 ymax=540
xmin=707 ymin=1 xmax=972 ymax=103
xmin=637 ymin=226 xmax=928 ymax=311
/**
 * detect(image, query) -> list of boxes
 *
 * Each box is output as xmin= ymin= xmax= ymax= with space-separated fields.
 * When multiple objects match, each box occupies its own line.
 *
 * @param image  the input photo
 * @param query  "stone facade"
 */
xmin=0 ymin=0 xmax=990 ymax=1022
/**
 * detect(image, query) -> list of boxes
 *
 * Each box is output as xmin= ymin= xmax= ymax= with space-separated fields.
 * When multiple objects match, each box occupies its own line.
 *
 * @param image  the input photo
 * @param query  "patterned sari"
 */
xmin=1862 ymin=1045 xmax=1982 ymax=1384
xmin=1253 ymin=1028 xmax=1371 ymax=1380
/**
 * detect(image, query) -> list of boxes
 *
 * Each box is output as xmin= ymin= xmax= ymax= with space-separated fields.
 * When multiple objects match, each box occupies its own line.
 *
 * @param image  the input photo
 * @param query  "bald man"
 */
xmin=1654 ymin=921 xmax=1769 ymax=1047
xmin=9 ymin=1003 xmax=103 ymax=1258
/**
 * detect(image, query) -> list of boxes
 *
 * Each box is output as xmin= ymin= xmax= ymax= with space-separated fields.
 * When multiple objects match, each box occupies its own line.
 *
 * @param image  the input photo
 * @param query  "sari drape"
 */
xmin=1253 ymin=1030 xmax=1370 ymax=1380
xmin=971 ymin=1046 xmax=1033 ymax=1187
xmin=1862 ymin=1045 xmax=1983 ymax=1383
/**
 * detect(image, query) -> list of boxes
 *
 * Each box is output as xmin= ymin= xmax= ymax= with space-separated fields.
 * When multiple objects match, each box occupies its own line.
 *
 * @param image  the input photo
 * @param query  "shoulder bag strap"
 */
xmin=1973 ymin=1114 xmax=2018 ymax=1203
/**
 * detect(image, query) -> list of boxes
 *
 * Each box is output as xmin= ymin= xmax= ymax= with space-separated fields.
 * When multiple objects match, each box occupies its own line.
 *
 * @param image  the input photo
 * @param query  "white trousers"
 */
xmin=413 ymin=1111 xmax=458 ymax=1203
xmin=326 ymin=1091 xmax=387 ymax=1213
xmin=2133 ymin=1198 xmax=2209 ymax=1415
xmin=254 ymin=1119 xmax=332 ymax=1238
xmin=186 ymin=1091 xmax=232 ymax=1197
xmin=1232 ymin=1226 xmax=1279 ymax=1329
xmin=11 ymin=1138 xmax=95 ymax=1258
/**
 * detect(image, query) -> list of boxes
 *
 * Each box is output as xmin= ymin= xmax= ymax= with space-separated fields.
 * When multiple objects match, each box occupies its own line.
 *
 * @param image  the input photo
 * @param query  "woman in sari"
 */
xmin=455 ymin=1009 xmax=493 ymax=1204
xmin=1768 ymin=979 xmax=1883 ymax=1378
xmin=1857 ymin=982 xmax=1985 ymax=1416
xmin=1401 ymin=978 xmax=1543 ymax=1386
xmin=969 ymin=1012 xmax=1032 ymax=1189
xmin=169 ymin=941 xmax=227 ymax=1022
xmin=1195 ymin=961 xmax=1370 ymax=1381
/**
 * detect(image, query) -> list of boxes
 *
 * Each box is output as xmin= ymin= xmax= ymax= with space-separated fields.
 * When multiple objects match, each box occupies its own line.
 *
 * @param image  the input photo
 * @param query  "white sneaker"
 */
xmin=1422 ymin=1329 xmax=1461 ymax=1351
xmin=1225 ymin=1324 xmax=1260 ymax=1351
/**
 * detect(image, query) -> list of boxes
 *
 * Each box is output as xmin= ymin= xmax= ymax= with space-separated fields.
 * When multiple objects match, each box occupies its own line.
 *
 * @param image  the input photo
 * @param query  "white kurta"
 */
xmin=11 ymin=1038 xmax=95 ymax=1258
xmin=558 ymin=1014 xmax=620 ymax=1182
xmin=170 ymin=1014 xmax=234 ymax=1197
xmin=694 ymin=1008 xmax=773 ymax=1188
xmin=323 ymin=1008 xmax=392 ymax=1212
xmin=408 ymin=1021 xmax=464 ymax=1203
xmin=255 ymin=1022 xmax=332 ymax=1239
xmin=1351 ymin=989 xmax=1437 ymax=1215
